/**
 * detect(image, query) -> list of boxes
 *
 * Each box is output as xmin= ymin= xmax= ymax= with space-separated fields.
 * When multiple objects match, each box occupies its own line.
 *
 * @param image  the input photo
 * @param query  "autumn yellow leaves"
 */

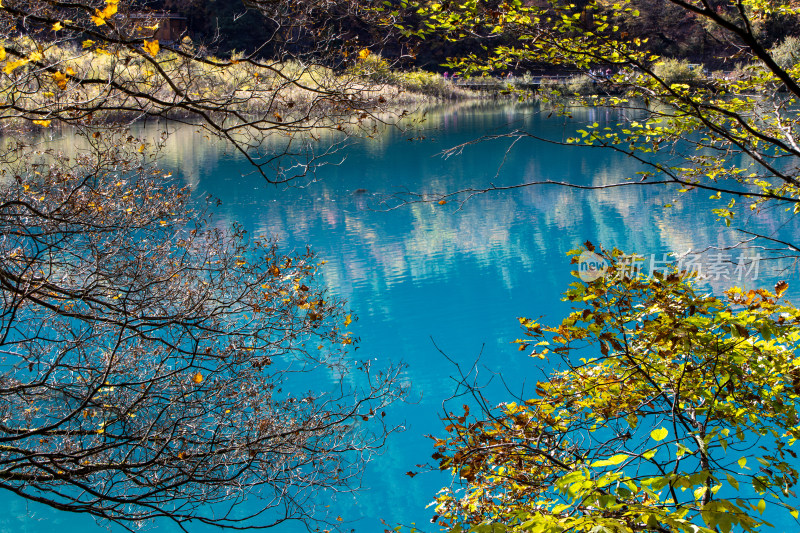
xmin=1 ymin=49 xmax=36 ymax=75
xmin=91 ymin=0 xmax=119 ymax=26
xmin=143 ymin=39 xmax=159 ymax=57
xmin=0 ymin=0 xmax=160 ymax=85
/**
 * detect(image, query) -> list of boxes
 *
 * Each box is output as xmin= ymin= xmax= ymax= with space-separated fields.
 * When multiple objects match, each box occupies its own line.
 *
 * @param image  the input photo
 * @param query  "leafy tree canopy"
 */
xmin=399 ymin=0 xmax=800 ymax=254
xmin=429 ymin=246 xmax=800 ymax=533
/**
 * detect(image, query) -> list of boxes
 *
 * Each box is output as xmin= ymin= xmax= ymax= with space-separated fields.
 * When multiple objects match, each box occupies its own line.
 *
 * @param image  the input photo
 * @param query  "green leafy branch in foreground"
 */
xmin=430 ymin=246 xmax=800 ymax=533
xmin=394 ymin=0 xmax=800 ymax=245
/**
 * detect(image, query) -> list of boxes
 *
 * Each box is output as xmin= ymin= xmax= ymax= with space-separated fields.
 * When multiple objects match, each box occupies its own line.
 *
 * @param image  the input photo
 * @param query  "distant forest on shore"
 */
xmin=153 ymin=0 xmax=800 ymax=72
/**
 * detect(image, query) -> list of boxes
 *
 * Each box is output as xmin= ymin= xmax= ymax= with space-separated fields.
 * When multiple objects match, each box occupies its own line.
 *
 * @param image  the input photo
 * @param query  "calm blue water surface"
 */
xmin=4 ymin=102 xmax=799 ymax=532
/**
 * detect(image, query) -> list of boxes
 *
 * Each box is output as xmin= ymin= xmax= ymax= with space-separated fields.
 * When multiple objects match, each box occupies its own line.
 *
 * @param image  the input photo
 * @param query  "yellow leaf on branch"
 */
xmin=32 ymin=120 xmax=51 ymax=127
xmin=143 ymin=40 xmax=160 ymax=57
xmin=100 ymin=0 xmax=119 ymax=18
xmin=650 ymin=427 xmax=668 ymax=441
xmin=3 ymin=59 xmax=29 ymax=74
xmin=52 ymin=71 xmax=67 ymax=90
xmin=92 ymin=0 xmax=119 ymax=25
xmin=591 ymin=454 xmax=628 ymax=467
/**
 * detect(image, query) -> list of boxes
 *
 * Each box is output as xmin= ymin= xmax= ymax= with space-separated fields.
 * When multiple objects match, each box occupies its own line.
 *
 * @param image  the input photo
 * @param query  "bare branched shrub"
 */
xmin=0 ymin=131 xmax=406 ymax=528
xmin=0 ymin=1 xmax=409 ymax=528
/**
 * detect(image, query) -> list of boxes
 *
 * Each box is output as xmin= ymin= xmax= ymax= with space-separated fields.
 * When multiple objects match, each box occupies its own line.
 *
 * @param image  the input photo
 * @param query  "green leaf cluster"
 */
xmin=431 ymin=247 xmax=800 ymax=533
xmin=407 ymin=0 xmax=800 ymax=224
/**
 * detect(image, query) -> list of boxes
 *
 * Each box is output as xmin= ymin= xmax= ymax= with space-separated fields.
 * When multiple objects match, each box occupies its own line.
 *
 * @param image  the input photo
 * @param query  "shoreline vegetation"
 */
xmin=4 ymin=38 xmax=788 ymax=134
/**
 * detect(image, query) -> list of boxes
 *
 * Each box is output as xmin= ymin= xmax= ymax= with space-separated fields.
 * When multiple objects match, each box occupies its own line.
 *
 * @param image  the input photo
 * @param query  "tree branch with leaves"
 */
xmin=0 ymin=130 xmax=406 ymax=530
xmin=0 ymin=0 xmax=404 ymax=181
xmin=429 ymin=246 xmax=800 ymax=533
xmin=401 ymin=0 xmax=800 ymax=250
xmin=0 ymin=0 xmax=410 ymax=529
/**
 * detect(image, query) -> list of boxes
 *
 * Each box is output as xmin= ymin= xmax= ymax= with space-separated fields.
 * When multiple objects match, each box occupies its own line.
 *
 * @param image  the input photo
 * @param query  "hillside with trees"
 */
xmin=145 ymin=0 xmax=800 ymax=73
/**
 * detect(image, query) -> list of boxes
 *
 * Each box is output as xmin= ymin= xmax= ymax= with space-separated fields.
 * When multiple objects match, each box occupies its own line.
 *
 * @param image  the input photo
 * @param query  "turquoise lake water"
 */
xmin=4 ymin=102 xmax=799 ymax=532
